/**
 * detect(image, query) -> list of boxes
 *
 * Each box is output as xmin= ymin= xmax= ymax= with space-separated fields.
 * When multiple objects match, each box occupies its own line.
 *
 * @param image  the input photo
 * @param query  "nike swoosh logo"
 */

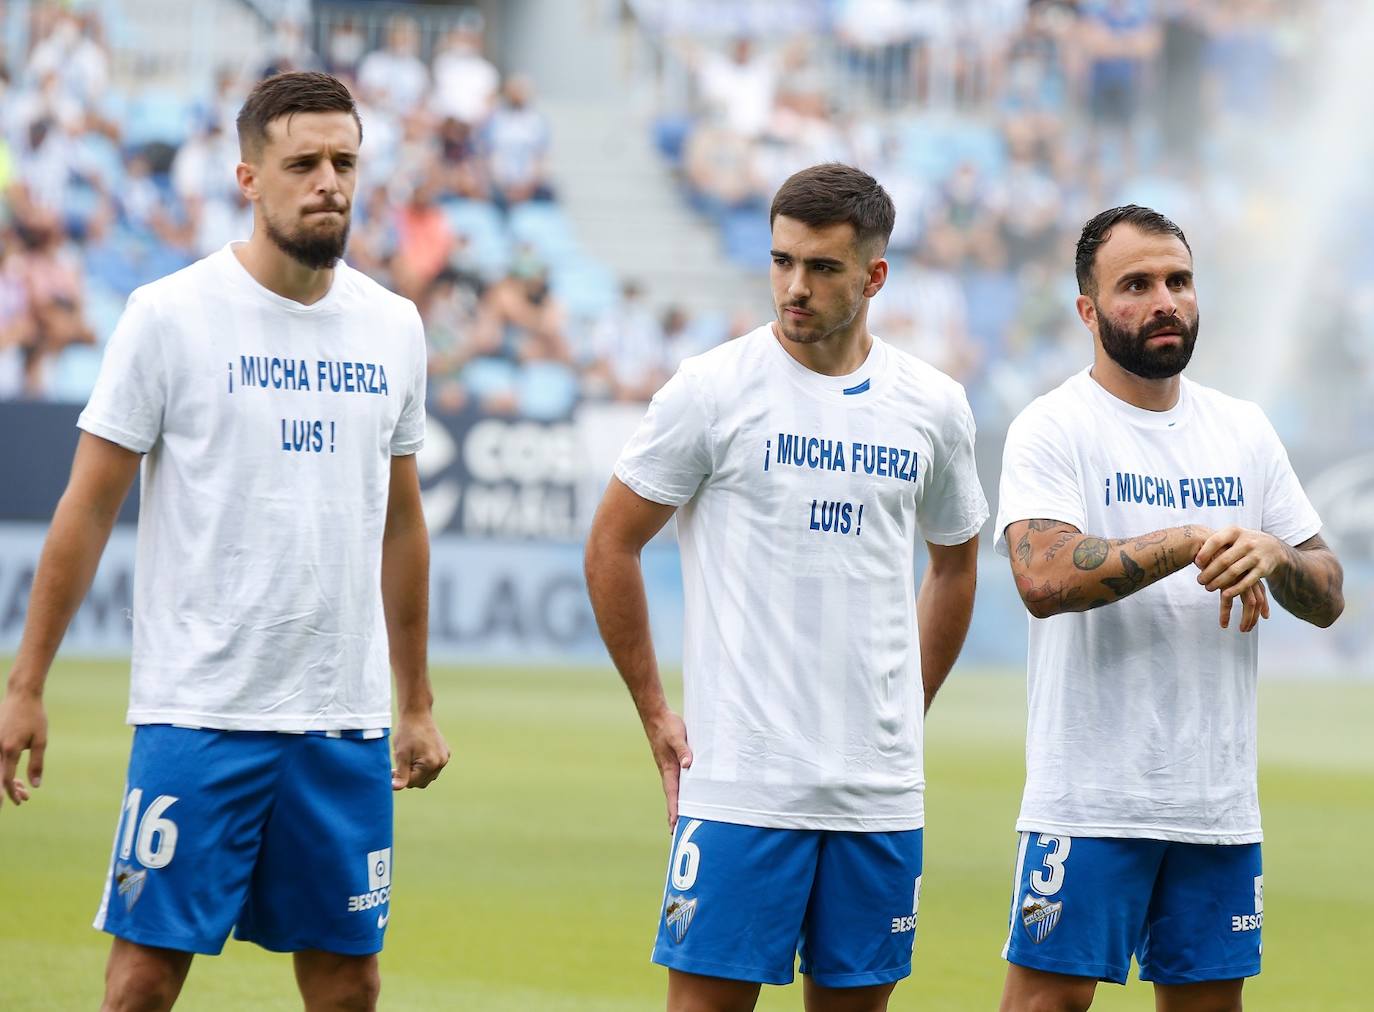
xmin=377 ymin=910 xmax=390 ymax=929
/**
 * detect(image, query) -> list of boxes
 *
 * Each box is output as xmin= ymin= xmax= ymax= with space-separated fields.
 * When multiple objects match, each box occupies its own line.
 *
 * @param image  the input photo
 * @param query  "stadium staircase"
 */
xmin=103 ymin=0 xmax=269 ymax=93
xmin=502 ymin=1 xmax=767 ymax=318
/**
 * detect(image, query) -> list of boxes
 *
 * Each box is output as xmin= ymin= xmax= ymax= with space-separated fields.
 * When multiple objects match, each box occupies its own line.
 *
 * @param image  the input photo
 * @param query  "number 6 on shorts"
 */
xmin=671 ymin=819 xmax=704 ymax=890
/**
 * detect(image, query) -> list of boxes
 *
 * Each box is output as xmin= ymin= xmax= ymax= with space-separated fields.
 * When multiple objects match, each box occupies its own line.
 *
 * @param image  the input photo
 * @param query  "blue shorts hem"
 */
xmin=1006 ymin=952 xmax=1128 ymax=986
xmin=99 ymin=923 xmax=226 ymax=956
xmin=651 ymin=949 xmax=794 ymax=986
xmin=235 ymin=928 xmax=383 ymax=956
xmin=806 ymin=963 xmax=912 ymax=988
xmin=1139 ymin=962 xmax=1260 ymax=985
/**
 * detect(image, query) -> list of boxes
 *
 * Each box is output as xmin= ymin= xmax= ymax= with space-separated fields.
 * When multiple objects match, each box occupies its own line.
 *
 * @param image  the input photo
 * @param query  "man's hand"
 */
xmin=645 ymin=708 xmax=692 ymax=832
xmin=1221 ymin=580 xmax=1270 ymax=633
xmin=391 ymin=712 xmax=450 ymax=791
xmin=1195 ymin=526 xmax=1288 ymax=600
xmin=0 ymin=689 xmax=48 ymax=808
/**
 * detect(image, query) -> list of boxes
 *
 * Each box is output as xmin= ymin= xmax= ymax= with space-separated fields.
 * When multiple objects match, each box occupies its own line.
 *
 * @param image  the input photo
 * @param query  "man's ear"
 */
xmin=1076 ymin=293 xmax=1097 ymax=331
xmin=863 ymin=256 xmax=888 ymax=299
xmin=236 ymin=161 xmax=258 ymax=202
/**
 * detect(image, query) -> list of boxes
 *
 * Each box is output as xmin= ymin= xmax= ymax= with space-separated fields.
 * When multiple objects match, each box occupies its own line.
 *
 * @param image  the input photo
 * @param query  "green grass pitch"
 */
xmin=1 ymin=661 xmax=1368 ymax=1010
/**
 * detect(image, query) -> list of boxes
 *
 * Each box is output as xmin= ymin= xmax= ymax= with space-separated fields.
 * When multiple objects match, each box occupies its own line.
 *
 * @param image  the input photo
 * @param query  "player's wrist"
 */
xmin=4 ymin=669 xmax=46 ymax=700
xmin=394 ymin=688 xmax=436 ymax=718
xmin=637 ymin=696 xmax=675 ymax=730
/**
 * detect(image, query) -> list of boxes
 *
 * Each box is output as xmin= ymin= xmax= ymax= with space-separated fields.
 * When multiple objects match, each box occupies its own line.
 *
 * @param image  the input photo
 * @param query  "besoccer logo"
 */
xmin=1021 ymin=893 xmax=1063 ymax=944
xmin=115 ymin=861 xmax=147 ymax=912
xmin=347 ymin=848 xmax=392 ymax=913
xmin=368 ymin=848 xmax=392 ymax=890
xmin=664 ymin=893 xmax=698 ymax=944
xmin=1231 ymin=874 xmax=1264 ymax=933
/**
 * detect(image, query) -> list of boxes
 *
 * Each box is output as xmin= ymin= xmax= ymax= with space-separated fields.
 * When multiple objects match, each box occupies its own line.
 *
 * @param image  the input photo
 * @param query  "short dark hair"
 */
xmin=770 ymin=163 xmax=896 ymax=255
xmin=1075 ymin=205 xmax=1191 ymax=295
xmin=236 ymin=71 xmax=362 ymax=158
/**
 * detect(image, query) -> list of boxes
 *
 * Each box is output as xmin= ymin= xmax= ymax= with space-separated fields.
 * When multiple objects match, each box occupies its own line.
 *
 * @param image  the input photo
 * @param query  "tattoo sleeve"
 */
xmin=1267 ymin=534 xmax=1345 ymax=628
xmin=1006 ymin=520 xmax=1203 ymax=619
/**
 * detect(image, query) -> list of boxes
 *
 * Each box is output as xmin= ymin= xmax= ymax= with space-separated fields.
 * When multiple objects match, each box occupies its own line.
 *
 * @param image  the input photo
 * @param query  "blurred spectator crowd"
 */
xmin=0 ymin=2 xmax=677 ymax=420
xmin=2 ymin=0 xmax=1373 ymax=441
xmin=639 ymin=0 xmax=1374 ymax=432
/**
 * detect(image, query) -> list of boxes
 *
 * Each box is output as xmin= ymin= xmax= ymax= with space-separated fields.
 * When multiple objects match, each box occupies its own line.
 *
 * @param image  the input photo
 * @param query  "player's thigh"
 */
xmin=999 ymin=963 xmax=1097 ymax=1012
xmin=95 ymin=726 xmax=278 ymax=954
xmin=1002 ymin=832 xmax=1165 ymax=985
xmin=1137 ymin=842 xmax=1262 ymax=987
xmin=803 ymin=976 xmax=897 ymax=1012
xmin=1153 ymin=978 xmax=1243 ymax=1012
xmin=102 ymin=937 xmax=195 ymax=1012
xmin=652 ymin=818 xmax=821 ymax=986
xmin=667 ymin=968 xmax=762 ymax=1012
xmin=236 ymin=732 xmax=394 ymax=955
xmin=294 ymin=949 xmax=381 ymax=1012
xmin=799 ymin=829 xmax=923 ymax=990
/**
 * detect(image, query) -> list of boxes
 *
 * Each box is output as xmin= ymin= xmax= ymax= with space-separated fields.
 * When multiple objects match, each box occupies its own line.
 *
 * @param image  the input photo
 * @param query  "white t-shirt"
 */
xmin=615 ymin=325 xmax=989 ymax=831
xmin=994 ymin=369 xmax=1321 ymax=843
xmin=78 ymin=244 xmax=427 ymax=731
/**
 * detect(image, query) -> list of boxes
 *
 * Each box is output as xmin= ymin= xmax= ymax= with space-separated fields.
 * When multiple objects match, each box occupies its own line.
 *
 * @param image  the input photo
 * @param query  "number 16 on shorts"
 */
xmin=115 ymin=788 xmax=181 ymax=908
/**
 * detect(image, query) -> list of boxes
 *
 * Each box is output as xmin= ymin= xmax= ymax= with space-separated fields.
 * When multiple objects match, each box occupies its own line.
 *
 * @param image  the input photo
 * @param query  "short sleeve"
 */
xmin=613 ymin=368 xmax=713 ymax=506
xmin=390 ymin=305 xmax=427 ymax=456
xmin=993 ymin=407 xmax=1086 ymax=556
xmin=1255 ymin=408 xmax=1321 ymax=546
xmin=76 ymin=288 xmax=166 ymax=453
xmin=916 ymin=391 xmax=989 ymax=545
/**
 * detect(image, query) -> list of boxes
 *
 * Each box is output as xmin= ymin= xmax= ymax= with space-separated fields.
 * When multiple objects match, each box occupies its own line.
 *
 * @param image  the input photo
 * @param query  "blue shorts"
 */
xmin=1002 ymin=832 xmax=1263 ymax=985
xmin=93 ymin=724 xmax=393 ymax=956
xmin=651 ymin=818 xmax=924 ymax=988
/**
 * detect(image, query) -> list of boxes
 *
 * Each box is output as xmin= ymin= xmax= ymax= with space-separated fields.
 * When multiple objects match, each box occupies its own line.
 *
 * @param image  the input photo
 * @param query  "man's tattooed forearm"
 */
xmin=1043 ymin=532 xmax=1076 ymax=561
xmin=1150 ymin=547 xmax=1181 ymax=579
xmin=1100 ymin=551 xmax=1146 ymax=597
xmin=1269 ymin=542 xmax=1342 ymax=624
xmin=1072 ymin=537 xmax=1110 ymax=570
xmin=1015 ymin=531 xmax=1032 ymax=567
xmin=1016 ymin=574 xmax=1087 ymax=616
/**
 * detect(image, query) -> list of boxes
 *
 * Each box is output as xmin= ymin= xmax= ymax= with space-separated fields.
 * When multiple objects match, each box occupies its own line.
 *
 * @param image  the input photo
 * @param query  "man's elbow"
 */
xmin=1020 ymin=596 xmax=1060 ymax=620
xmin=1314 ymin=592 xmax=1345 ymax=628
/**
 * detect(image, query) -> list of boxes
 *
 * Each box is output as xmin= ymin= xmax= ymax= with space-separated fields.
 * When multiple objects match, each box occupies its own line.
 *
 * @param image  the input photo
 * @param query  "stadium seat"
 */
xmin=508 ymin=203 xmax=579 ymax=260
xmin=720 ymin=207 xmax=771 ymax=269
xmin=551 ymin=260 xmax=618 ymax=317
xmin=441 ymin=199 xmax=512 ymax=279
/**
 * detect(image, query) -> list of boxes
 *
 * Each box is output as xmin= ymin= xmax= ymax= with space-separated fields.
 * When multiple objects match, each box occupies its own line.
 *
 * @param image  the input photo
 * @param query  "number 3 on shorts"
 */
xmin=1029 ymin=834 xmax=1071 ymax=896
xmin=671 ymin=819 xmax=704 ymax=890
xmin=118 ymin=787 xmax=181 ymax=869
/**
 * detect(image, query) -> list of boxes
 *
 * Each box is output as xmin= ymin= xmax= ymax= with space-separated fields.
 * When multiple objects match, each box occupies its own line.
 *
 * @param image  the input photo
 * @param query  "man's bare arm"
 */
xmin=1 ymin=433 xmax=140 ymax=805
xmin=1196 ymin=529 xmax=1344 ymax=628
xmin=583 ymin=477 xmax=687 ymax=828
xmin=381 ymin=454 xmax=448 ymax=790
xmin=1005 ymin=519 xmax=1211 ymax=619
xmin=917 ymin=536 xmax=978 ymax=713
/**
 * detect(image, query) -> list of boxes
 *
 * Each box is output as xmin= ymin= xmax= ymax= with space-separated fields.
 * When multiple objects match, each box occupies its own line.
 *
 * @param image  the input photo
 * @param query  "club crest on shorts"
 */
xmin=1021 ymin=892 xmax=1062 ymax=943
xmin=115 ymin=861 xmax=147 ymax=912
xmin=664 ymin=893 xmax=698 ymax=944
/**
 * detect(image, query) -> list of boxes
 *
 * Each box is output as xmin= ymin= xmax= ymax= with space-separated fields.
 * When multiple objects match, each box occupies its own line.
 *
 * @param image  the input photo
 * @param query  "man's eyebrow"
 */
xmin=770 ymin=250 xmax=845 ymax=267
xmin=1116 ymin=268 xmax=1193 ymax=286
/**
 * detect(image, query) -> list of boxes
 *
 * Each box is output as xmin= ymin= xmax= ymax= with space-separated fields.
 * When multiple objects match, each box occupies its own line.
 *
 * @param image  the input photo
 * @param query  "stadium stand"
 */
xmin=1 ymin=0 xmax=1371 ymax=444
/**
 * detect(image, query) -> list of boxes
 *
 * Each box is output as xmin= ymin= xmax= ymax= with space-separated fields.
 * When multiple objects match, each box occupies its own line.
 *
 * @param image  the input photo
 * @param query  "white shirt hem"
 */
xmin=680 ymin=801 xmax=924 ymax=833
xmin=614 ymin=463 xmax=691 ymax=507
xmin=1016 ymin=818 xmax=1262 ymax=845
xmin=128 ymin=710 xmax=393 ymax=732
xmin=76 ymin=417 xmax=154 ymax=454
